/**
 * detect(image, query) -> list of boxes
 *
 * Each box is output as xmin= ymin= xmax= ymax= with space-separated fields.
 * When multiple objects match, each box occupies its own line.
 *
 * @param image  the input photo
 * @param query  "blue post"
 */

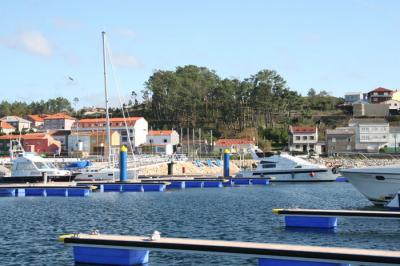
xmin=120 ymin=145 xmax=128 ymax=182
xmin=223 ymin=149 xmax=230 ymax=177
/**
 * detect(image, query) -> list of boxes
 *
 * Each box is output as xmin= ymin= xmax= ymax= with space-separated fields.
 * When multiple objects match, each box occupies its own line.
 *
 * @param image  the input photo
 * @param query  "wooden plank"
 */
xmin=272 ymin=208 xmax=400 ymax=219
xmin=60 ymin=234 xmax=400 ymax=265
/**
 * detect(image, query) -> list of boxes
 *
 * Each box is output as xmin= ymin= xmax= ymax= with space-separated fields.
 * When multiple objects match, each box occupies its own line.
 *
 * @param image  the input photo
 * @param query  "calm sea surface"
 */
xmin=0 ymin=182 xmax=399 ymax=266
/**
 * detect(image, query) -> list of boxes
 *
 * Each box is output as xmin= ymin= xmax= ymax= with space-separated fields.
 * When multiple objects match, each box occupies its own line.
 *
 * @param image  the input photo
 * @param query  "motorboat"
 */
xmin=74 ymin=167 xmax=137 ymax=181
xmin=236 ymin=152 xmax=337 ymax=182
xmin=6 ymin=152 xmax=72 ymax=182
xmin=340 ymin=166 xmax=400 ymax=206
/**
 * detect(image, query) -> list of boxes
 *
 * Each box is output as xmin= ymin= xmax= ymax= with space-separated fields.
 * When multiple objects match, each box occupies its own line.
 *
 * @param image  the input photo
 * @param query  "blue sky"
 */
xmin=1 ymin=0 xmax=400 ymax=107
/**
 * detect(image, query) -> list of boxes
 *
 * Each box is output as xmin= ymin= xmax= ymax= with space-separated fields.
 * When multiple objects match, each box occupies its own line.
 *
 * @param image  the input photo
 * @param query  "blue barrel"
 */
xmin=120 ymin=146 xmax=128 ymax=182
xmin=223 ymin=149 xmax=230 ymax=177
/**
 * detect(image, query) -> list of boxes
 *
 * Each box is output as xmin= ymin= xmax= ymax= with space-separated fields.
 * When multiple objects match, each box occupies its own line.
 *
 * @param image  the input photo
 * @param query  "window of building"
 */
xmin=310 ymin=136 xmax=315 ymax=140
xmin=295 ymin=136 xmax=300 ymax=140
xmin=122 ymin=137 xmax=128 ymax=142
xmin=309 ymin=144 xmax=314 ymax=149
xmin=149 ymin=139 xmax=153 ymax=143
xmin=332 ymin=138 xmax=336 ymax=143
xmin=348 ymin=138 xmax=351 ymax=142
xmin=295 ymin=145 xmax=300 ymax=149
xmin=302 ymin=136 xmax=307 ymax=140
xmin=163 ymin=139 xmax=167 ymax=143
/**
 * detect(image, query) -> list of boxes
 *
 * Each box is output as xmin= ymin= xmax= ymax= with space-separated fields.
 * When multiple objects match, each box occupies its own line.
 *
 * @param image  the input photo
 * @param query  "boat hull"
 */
xmin=340 ymin=170 xmax=400 ymax=206
xmin=236 ymin=169 xmax=336 ymax=182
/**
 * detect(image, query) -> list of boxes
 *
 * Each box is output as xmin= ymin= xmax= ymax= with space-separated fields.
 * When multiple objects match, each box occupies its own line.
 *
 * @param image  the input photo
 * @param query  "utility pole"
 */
xmin=187 ymin=128 xmax=190 ymax=156
xmin=199 ymin=128 xmax=201 ymax=157
xmin=210 ymin=129 xmax=213 ymax=154
xmin=192 ymin=128 xmax=195 ymax=158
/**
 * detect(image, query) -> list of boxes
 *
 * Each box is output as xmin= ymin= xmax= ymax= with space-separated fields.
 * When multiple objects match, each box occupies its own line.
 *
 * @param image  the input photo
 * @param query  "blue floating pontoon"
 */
xmin=73 ymin=246 xmax=149 ymax=266
xmin=142 ymin=184 xmax=166 ymax=192
xmin=25 ymin=188 xmax=46 ymax=196
xmin=121 ymin=184 xmax=143 ymax=192
xmin=284 ymin=216 xmax=337 ymax=229
xmin=0 ymin=188 xmax=16 ymax=196
xmin=166 ymin=181 xmax=186 ymax=189
xmin=251 ymin=179 xmax=270 ymax=185
xmin=203 ymin=181 xmax=223 ymax=188
xmin=103 ymin=184 xmax=122 ymax=192
xmin=232 ymin=179 xmax=251 ymax=185
xmin=46 ymin=188 xmax=68 ymax=197
xmin=185 ymin=181 xmax=204 ymax=188
xmin=68 ymin=188 xmax=91 ymax=197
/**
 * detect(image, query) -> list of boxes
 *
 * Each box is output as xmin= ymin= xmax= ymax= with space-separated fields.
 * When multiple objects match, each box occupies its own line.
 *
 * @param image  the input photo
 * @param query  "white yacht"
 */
xmin=340 ymin=166 xmax=400 ymax=206
xmin=11 ymin=152 xmax=71 ymax=180
xmin=236 ymin=152 xmax=337 ymax=182
xmin=74 ymin=167 xmax=137 ymax=181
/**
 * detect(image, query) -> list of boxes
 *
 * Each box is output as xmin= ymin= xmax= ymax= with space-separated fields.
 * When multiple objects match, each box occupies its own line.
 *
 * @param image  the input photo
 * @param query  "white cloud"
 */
xmin=0 ymin=30 xmax=54 ymax=57
xmin=53 ymin=17 xmax=81 ymax=29
xmin=112 ymin=53 xmax=143 ymax=68
xmin=115 ymin=28 xmax=136 ymax=39
xmin=20 ymin=31 xmax=54 ymax=56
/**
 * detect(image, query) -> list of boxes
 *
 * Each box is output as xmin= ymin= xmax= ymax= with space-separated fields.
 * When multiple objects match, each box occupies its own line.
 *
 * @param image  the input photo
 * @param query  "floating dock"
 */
xmin=272 ymin=208 xmax=400 ymax=229
xmin=0 ymin=185 xmax=93 ymax=197
xmin=59 ymin=233 xmax=400 ymax=265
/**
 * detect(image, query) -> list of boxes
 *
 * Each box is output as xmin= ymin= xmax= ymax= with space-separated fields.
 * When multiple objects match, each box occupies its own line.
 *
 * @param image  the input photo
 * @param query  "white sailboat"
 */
xmin=74 ymin=32 xmax=137 ymax=181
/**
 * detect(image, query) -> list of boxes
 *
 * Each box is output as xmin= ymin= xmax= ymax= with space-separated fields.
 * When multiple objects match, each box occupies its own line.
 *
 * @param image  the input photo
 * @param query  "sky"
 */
xmin=1 ymin=0 xmax=400 ymax=107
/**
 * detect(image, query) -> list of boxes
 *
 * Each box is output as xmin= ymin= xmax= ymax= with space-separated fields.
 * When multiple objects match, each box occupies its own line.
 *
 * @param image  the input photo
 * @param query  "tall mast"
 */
xmin=102 ymin=31 xmax=112 ymax=165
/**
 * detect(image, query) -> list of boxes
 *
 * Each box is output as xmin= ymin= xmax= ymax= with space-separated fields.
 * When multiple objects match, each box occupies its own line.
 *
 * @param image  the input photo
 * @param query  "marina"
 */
xmin=1 ymin=182 xmax=399 ymax=265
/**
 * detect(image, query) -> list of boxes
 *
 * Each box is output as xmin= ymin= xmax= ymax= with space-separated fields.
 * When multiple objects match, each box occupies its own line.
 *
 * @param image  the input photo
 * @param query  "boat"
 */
xmin=340 ymin=166 xmax=400 ymax=206
xmin=235 ymin=152 xmax=337 ymax=182
xmin=1 ymin=152 xmax=73 ymax=183
xmin=73 ymin=32 xmax=137 ymax=181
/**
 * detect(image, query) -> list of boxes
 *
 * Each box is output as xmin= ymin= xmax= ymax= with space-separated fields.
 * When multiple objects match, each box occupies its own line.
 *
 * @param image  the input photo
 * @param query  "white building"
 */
xmin=43 ymin=113 xmax=76 ymax=130
xmin=388 ymin=127 xmax=400 ymax=151
xmin=144 ymin=130 xmax=179 ymax=155
xmin=348 ymin=118 xmax=389 ymax=152
xmin=382 ymin=99 xmax=400 ymax=113
xmin=288 ymin=126 xmax=318 ymax=153
xmin=73 ymin=117 xmax=148 ymax=149
xmin=213 ymin=139 xmax=257 ymax=154
xmin=345 ymin=92 xmax=364 ymax=104
xmin=0 ymin=116 xmax=31 ymax=132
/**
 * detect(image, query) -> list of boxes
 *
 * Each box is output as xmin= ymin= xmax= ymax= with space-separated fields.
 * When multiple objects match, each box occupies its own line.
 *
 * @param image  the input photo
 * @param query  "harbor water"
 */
xmin=1 ymin=182 xmax=399 ymax=265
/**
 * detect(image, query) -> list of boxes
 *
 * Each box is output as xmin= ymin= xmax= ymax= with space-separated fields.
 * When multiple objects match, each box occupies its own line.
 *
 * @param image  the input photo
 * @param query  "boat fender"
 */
xmin=309 ymin=172 xmax=316 ymax=177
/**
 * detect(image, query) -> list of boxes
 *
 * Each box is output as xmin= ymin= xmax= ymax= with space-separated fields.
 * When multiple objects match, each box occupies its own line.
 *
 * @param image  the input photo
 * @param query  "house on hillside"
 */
xmin=43 ymin=113 xmax=76 ymax=130
xmin=348 ymin=118 xmax=389 ymax=152
xmin=0 ymin=121 xmax=15 ymax=135
xmin=367 ymin=87 xmax=393 ymax=103
xmin=288 ymin=126 xmax=318 ymax=153
xmin=0 ymin=116 xmax=31 ymax=132
xmin=68 ymin=130 xmax=120 ymax=156
xmin=326 ymin=127 xmax=355 ymax=155
xmin=50 ymin=130 xmax=71 ymax=155
xmin=344 ymin=92 xmax=364 ymax=105
xmin=27 ymin=114 xmax=44 ymax=129
xmin=0 ymin=133 xmax=61 ymax=155
xmin=73 ymin=117 xmax=148 ymax=148
xmin=213 ymin=139 xmax=256 ymax=154
xmin=142 ymin=130 xmax=179 ymax=155
xmin=382 ymin=99 xmax=400 ymax=115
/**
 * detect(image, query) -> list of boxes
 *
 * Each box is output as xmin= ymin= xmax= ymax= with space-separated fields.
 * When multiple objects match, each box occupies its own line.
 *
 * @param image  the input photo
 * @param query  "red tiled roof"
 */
xmin=148 ymin=130 xmax=174 ymax=136
xmin=291 ymin=126 xmax=316 ymax=133
xmin=0 ymin=121 xmax=15 ymax=129
xmin=0 ymin=133 xmax=47 ymax=140
xmin=44 ymin=113 xmax=75 ymax=120
xmin=368 ymin=87 xmax=393 ymax=94
xmin=27 ymin=114 xmax=44 ymax=122
xmin=78 ymin=117 xmax=143 ymax=124
xmin=215 ymin=139 xmax=255 ymax=146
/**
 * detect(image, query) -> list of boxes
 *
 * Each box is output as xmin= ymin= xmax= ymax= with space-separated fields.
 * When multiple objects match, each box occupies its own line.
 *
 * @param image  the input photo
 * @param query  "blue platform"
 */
xmin=46 ymin=188 xmax=68 ymax=197
xmin=0 ymin=188 xmax=16 ymax=196
xmin=25 ymin=188 xmax=46 ymax=196
xmin=142 ymin=184 xmax=166 ymax=192
xmin=203 ymin=181 xmax=223 ymax=188
xmin=167 ymin=181 xmax=186 ymax=189
xmin=232 ymin=179 xmax=251 ymax=185
xmin=103 ymin=184 xmax=122 ymax=192
xmin=251 ymin=179 xmax=270 ymax=185
xmin=185 ymin=181 xmax=204 ymax=188
xmin=68 ymin=188 xmax=91 ymax=197
xmin=122 ymin=184 xmax=143 ymax=192
xmin=73 ymin=246 xmax=149 ymax=266
xmin=259 ymin=258 xmax=350 ymax=266
xmin=335 ymin=177 xmax=348 ymax=182
xmin=285 ymin=216 xmax=338 ymax=229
